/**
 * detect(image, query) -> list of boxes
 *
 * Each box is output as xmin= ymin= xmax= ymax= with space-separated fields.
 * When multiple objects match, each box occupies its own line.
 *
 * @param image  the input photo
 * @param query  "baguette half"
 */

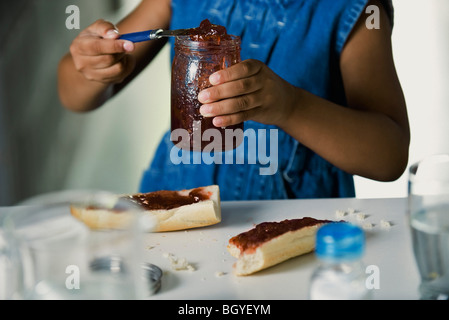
xmin=70 ymin=185 xmax=221 ymax=232
xmin=227 ymin=217 xmax=331 ymax=276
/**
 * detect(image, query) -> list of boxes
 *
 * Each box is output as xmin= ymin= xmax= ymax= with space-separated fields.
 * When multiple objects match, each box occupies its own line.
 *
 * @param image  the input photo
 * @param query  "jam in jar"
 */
xmin=171 ymin=19 xmax=243 ymax=152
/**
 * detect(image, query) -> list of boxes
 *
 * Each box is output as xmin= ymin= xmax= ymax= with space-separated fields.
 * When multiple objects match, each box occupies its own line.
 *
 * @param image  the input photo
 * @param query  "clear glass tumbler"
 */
xmin=1 ymin=191 xmax=155 ymax=300
xmin=408 ymin=154 xmax=449 ymax=300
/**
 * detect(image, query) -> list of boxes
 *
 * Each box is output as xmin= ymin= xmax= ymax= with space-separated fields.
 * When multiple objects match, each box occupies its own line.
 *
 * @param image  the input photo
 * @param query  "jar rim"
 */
xmin=174 ymin=35 xmax=241 ymax=50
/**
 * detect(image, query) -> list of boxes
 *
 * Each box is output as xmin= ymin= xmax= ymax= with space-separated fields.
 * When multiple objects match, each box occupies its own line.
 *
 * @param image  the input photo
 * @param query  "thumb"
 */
xmin=104 ymin=27 xmax=120 ymax=39
xmin=90 ymin=19 xmax=119 ymax=39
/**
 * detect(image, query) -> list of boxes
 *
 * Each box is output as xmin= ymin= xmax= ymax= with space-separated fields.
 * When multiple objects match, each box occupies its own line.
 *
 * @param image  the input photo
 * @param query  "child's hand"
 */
xmin=69 ymin=19 xmax=136 ymax=84
xmin=198 ymin=59 xmax=295 ymax=127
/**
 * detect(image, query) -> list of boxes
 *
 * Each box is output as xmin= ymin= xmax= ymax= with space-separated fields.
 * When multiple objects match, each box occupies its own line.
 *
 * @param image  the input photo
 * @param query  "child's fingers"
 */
xmin=73 ymin=37 xmax=133 ymax=56
xmin=89 ymin=53 xmax=126 ymax=69
xmin=198 ymin=76 xmax=262 ymax=103
xmin=73 ymin=52 xmax=124 ymax=73
xmin=212 ymin=107 xmax=261 ymax=127
xmin=209 ymin=59 xmax=262 ymax=85
xmin=200 ymin=90 xmax=263 ymax=117
xmin=88 ymin=19 xmax=120 ymax=39
xmin=81 ymin=54 xmax=135 ymax=83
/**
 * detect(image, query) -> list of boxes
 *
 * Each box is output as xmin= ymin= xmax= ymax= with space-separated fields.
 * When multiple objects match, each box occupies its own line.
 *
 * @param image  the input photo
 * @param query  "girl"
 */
xmin=58 ymin=0 xmax=409 ymax=200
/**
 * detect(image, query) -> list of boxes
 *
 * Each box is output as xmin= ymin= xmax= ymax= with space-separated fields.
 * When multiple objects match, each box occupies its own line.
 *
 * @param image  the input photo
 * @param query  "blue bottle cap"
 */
xmin=315 ymin=222 xmax=365 ymax=261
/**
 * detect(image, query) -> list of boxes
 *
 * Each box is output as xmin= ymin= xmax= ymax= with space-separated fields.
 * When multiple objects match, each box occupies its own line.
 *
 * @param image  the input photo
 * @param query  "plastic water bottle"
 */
xmin=308 ymin=222 xmax=372 ymax=300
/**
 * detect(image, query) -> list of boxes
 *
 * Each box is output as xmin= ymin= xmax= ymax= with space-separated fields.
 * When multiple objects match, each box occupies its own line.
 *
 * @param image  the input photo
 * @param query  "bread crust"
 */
xmin=70 ymin=185 xmax=221 ymax=232
xmin=227 ymin=218 xmax=330 ymax=276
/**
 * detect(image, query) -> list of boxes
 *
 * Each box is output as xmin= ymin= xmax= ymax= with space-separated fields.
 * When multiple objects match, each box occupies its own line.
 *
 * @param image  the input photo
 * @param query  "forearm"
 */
xmin=57 ymin=0 xmax=171 ymax=113
xmin=281 ymin=88 xmax=410 ymax=181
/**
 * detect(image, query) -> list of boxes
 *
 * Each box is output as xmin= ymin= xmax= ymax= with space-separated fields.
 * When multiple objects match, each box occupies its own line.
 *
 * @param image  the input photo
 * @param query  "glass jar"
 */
xmin=171 ymin=35 xmax=243 ymax=152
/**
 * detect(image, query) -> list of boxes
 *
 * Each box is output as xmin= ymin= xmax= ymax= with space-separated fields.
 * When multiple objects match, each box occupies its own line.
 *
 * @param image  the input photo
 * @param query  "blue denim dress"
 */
xmin=139 ymin=0 xmax=393 ymax=200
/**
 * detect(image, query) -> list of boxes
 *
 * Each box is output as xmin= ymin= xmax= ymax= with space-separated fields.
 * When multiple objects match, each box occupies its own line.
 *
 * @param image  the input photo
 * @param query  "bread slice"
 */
xmin=70 ymin=185 xmax=221 ymax=232
xmin=227 ymin=217 xmax=331 ymax=276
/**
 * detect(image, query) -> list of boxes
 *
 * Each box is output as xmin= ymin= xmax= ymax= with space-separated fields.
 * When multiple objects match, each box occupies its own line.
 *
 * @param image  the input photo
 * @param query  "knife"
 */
xmin=118 ymin=28 xmax=193 ymax=43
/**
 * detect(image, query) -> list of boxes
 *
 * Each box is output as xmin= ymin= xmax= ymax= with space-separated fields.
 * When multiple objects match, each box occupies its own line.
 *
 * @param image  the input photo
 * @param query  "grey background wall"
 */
xmin=0 ymin=0 xmax=171 ymax=205
xmin=1 ymin=0 xmax=448 ymax=205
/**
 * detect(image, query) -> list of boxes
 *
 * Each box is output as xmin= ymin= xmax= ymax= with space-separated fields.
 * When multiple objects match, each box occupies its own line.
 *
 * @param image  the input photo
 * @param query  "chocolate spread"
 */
xmin=229 ymin=217 xmax=333 ymax=253
xmin=126 ymin=188 xmax=211 ymax=210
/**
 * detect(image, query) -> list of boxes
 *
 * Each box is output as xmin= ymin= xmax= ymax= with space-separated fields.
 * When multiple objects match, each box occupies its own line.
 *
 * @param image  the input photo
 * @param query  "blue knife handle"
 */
xmin=118 ymin=30 xmax=158 ymax=43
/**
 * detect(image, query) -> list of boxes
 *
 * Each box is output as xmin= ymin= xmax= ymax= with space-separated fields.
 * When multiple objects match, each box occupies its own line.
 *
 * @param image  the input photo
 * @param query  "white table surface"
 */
xmin=142 ymin=197 xmax=421 ymax=300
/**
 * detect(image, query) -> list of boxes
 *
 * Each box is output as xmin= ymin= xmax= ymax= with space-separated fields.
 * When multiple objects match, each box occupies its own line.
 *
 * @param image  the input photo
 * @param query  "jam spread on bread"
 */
xmin=229 ymin=217 xmax=332 ymax=254
xmin=126 ymin=187 xmax=211 ymax=210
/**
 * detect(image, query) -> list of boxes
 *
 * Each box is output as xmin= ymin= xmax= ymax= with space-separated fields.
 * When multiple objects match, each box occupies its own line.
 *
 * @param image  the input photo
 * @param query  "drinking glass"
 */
xmin=1 ymin=190 xmax=157 ymax=300
xmin=408 ymin=154 xmax=449 ymax=300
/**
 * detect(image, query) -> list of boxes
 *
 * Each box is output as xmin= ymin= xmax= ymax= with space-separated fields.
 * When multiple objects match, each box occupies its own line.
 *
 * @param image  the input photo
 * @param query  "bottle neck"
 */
xmin=318 ymin=257 xmax=365 ymax=270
